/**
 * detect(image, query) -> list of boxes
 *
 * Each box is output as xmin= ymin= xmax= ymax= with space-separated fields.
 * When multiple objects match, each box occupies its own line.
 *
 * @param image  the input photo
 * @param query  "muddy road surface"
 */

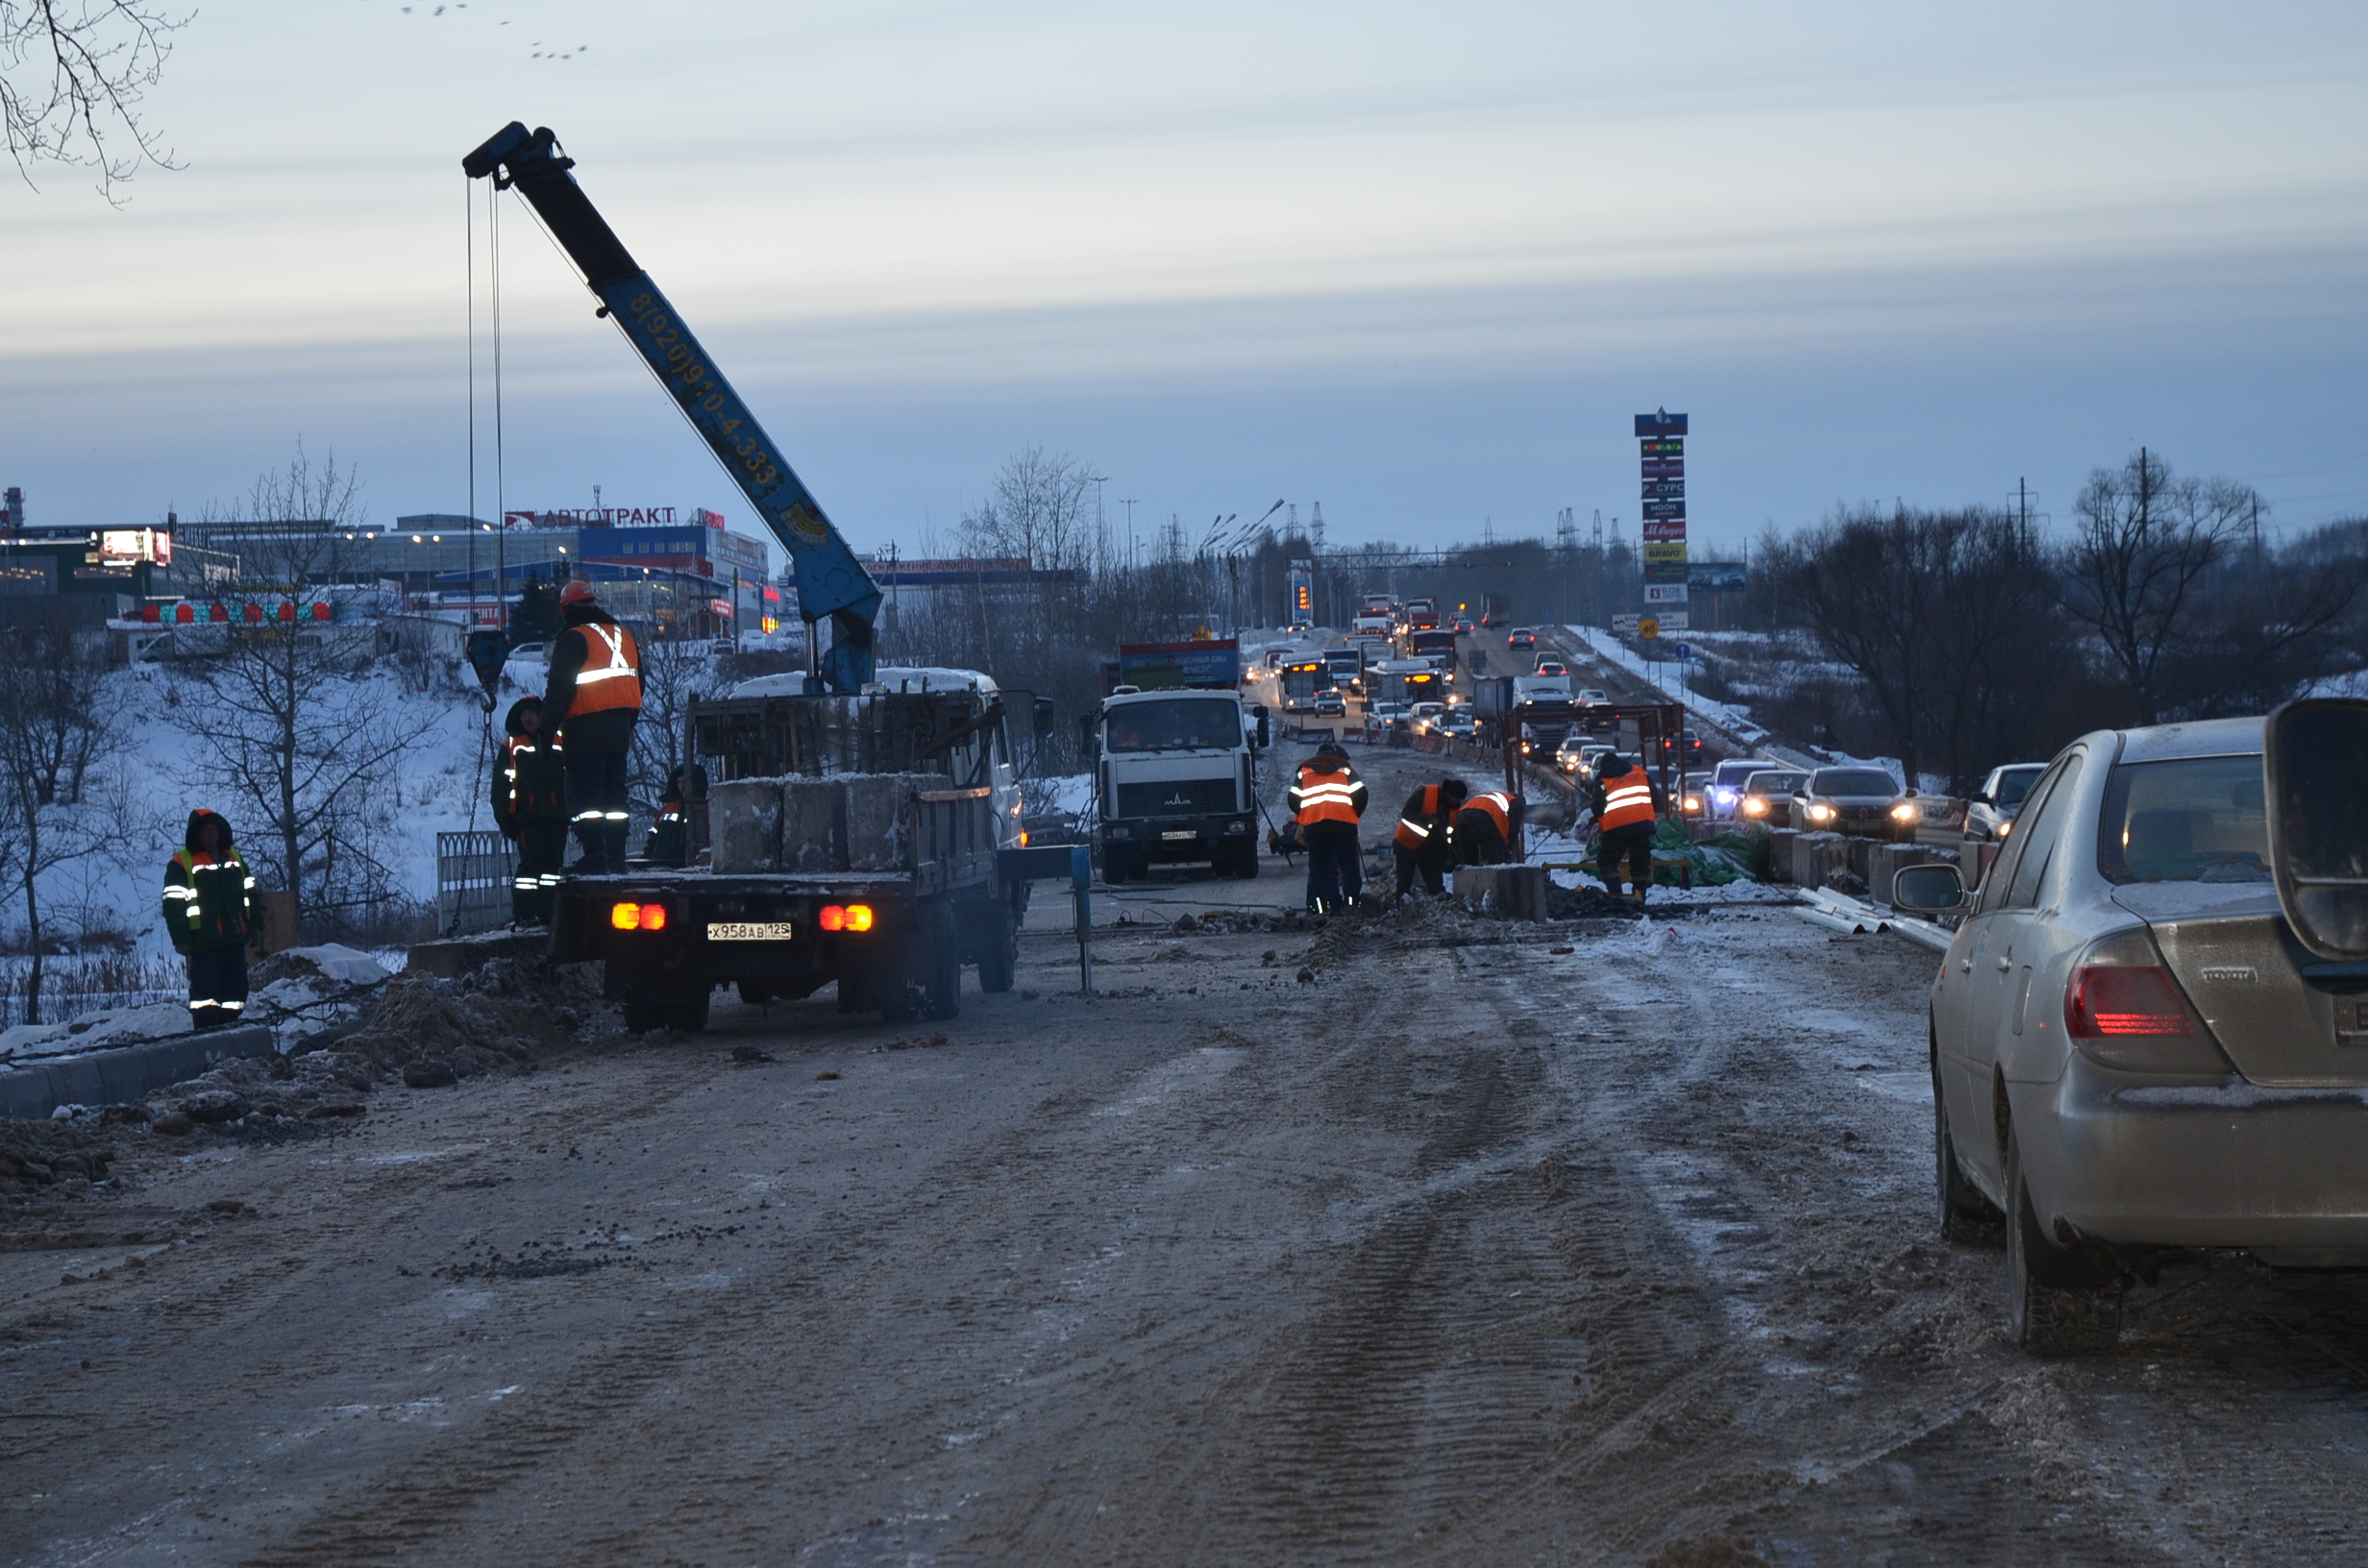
xmin=11 ymin=804 xmax=2368 ymax=1563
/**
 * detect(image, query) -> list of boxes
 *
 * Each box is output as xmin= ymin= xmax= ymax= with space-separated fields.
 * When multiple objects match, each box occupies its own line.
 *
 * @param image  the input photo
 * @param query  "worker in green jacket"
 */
xmin=493 ymin=696 xmax=570 ymax=923
xmin=161 ymin=809 xmax=258 ymax=1030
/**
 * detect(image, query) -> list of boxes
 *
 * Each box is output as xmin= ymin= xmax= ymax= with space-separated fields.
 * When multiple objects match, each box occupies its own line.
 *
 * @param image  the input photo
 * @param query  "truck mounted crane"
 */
xmin=462 ymin=121 xmax=880 ymax=692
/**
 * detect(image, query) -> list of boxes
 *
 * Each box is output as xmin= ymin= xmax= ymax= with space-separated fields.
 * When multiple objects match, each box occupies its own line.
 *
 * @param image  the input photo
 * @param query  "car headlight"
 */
xmin=1890 ymin=802 xmax=1917 ymax=821
xmin=1741 ymin=798 xmax=1766 ymax=817
xmin=1683 ymin=796 xmax=1701 ymax=813
xmin=1998 ymin=820 xmax=2012 ymax=836
xmin=1808 ymin=803 xmax=1834 ymax=821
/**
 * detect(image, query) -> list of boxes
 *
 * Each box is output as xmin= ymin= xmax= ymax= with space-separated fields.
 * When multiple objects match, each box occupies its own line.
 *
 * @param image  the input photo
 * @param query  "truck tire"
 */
xmin=667 ymin=992 xmax=711 ymax=1033
xmin=1226 ymin=841 xmax=1259 ymax=880
xmin=923 ymin=901 xmax=963 ymax=1020
xmin=976 ymin=898 xmax=1019 ymax=993
xmin=623 ymin=1000 xmax=666 ymax=1034
xmin=1102 ymin=845 xmax=1135 ymax=884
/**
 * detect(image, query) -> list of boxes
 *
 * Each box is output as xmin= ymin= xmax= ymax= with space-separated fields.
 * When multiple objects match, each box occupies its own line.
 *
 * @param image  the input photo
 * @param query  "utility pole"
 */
xmin=1120 ymin=496 xmax=1139 ymax=573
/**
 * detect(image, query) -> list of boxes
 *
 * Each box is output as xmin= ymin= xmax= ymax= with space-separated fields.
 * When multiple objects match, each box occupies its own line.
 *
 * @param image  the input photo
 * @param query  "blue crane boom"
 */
xmin=463 ymin=122 xmax=880 ymax=692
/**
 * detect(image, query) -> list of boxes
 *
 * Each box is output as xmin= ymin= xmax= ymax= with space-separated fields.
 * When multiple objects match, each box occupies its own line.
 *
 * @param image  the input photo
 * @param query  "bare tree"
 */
xmin=1764 ymin=505 xmax=1945 ymax=781
xmin=2 ymin=0 xmax=185 ymax=197
xmin=2061 ymin=449 xmax=2257 ymax=725
xmin=0 ymin=600 xmax=134 ymax=1021
xmin=629 ymin=630 xmax=722 ymax=816
xmin=175 ymin=450 xmax=435 ymax=936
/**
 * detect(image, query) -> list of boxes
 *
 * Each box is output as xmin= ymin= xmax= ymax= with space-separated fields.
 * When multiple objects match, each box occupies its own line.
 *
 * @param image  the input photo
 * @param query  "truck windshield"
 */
xmin=1105 ymin=698 xmax=1239 ymax=752
xmin=2096 ymin=754 xmax=2269 ymax=885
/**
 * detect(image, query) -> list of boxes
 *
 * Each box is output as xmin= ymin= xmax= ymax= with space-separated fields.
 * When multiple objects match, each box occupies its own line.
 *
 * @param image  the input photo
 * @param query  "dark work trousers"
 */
xmin=1598 ymin=822 xmax=1657 ymax=898
xmin=1394 ymin=843 xmax=1447 ymax=897
xmin=512 ymin=819 xmax=569 ymax=922
xmin=1303 ymin=821 xmax=1362 ymax=912
xmin=565 ymin=749 xmax=633 ymax=874
xmin=186 ymin=944 xmax=249 ymax=1031
xmin=1454 ymin=812 xmax=1510 ymax=866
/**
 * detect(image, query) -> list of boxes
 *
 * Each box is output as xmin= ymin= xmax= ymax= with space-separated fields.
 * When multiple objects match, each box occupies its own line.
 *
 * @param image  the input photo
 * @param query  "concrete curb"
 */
xmin=0 ymin=1025 xmax=280 ymax=1122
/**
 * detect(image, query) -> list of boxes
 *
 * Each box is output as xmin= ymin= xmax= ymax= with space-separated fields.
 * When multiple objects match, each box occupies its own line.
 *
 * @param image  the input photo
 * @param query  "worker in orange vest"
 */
xmin=1393 ymin=777 xmax=1467 ymax=896
xmin=542 ymin=578 xmax=643 ymax=875
xmin=1288 ymin=742 xmax=1369 ymax=913
xmin=1593 ymin=754 xmax=1660 ymax=903
xmin=1453 ymin=788 xmax=1519 ymax=866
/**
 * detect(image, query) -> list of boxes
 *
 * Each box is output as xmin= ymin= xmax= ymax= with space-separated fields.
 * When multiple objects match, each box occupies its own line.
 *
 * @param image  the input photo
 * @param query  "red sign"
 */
xmin=1642 ymin=520 xmax=1689 ymax=542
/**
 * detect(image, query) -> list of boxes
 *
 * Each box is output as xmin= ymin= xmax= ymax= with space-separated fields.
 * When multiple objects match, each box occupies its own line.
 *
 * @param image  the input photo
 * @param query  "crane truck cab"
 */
xmin=1097 ymin=686 xmax=1264 ymax=883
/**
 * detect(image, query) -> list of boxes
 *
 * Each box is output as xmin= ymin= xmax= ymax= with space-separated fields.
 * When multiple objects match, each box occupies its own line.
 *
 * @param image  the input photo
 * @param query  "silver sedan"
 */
xmin=1898 ymin=714 xmax=2368 ymax=1355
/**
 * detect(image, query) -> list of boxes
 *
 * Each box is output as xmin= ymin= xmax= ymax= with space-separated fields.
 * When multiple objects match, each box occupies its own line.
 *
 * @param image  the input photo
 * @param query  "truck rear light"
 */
xmin=819 ymin=903 xmax=876 ymax=934
xmin=610 ymin=901 xmax=667 ymax=931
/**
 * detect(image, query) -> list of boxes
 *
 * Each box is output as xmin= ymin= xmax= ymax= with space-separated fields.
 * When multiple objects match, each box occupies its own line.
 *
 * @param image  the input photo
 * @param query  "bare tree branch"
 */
xmin=1 ymin=0 xmax=186 ymax=200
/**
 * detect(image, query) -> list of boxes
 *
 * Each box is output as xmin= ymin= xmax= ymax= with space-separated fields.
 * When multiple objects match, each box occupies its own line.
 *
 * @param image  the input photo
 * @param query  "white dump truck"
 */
xmin=1096 ymin=684 xmax=1268 ymax=882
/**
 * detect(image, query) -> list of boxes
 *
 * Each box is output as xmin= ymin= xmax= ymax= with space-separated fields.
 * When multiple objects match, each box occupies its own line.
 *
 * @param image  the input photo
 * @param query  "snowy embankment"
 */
xmin=1566 ymin=625 xmax=1769 ymax=744
xmin=61 ymin=663 xmax=505 ymax=968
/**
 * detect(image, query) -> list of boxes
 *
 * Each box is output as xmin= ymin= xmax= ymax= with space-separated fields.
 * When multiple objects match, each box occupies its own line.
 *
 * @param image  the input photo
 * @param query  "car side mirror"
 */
xmin=1891 ymin=863 xmax=1967 ymax=915
xmin=1033 ymin=696 xmax=1056 ymax=742
xmin=2267 ymin=698 xmax=2368 ymax=961
xmin=1251 ymin=705 xmax=1270 ymax=748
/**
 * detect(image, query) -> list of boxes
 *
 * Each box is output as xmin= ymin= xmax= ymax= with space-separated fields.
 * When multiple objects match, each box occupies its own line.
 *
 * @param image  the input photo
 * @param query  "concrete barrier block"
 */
xmin=708 ymin=778 xmax=784 ymax=873
xmin=1844 ymin=836 xmax=1875 ymax=881
xmin=1872 ymin=844 xmax=1936 ymax=906
xmin=1791 ymin=831 xmax=1842 ymax=890
xmin=0 ymin=1025 xmax=278 ymax=1121
xmin=1765 ymin=828 xmax=1798 ymax=883
xmin=846 ymin=773 xmax=929 ymax=872
xmin=1453 ymin=864 xmax=1548 ymax=920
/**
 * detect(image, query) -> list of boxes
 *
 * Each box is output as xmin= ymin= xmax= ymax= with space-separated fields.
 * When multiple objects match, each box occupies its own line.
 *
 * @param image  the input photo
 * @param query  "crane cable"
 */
xmin=463 ymin=176 xmax=493 ymax=851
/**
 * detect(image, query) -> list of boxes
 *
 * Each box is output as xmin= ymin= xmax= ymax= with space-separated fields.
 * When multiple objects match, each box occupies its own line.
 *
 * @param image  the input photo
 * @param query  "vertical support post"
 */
xmin=1071 ymin=845 xmax=1094 ymax=997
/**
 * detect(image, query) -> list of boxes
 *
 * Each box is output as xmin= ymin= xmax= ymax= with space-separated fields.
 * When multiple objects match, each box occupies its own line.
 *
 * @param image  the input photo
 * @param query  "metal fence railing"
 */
xmin=434 ymin=830 xmax=518 ymax=938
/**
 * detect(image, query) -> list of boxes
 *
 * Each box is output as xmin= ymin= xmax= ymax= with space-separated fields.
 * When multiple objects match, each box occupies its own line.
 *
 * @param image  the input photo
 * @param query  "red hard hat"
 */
xmin=559 ymin=580 xmax=597 ymax=605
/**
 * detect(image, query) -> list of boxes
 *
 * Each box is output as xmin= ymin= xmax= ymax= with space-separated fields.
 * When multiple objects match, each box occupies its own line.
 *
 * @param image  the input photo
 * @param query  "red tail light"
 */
xmin=819 ymin=904 xmax=846 ymax=932
xmin=2065 ymin=966 xmax=2197 ymax=1038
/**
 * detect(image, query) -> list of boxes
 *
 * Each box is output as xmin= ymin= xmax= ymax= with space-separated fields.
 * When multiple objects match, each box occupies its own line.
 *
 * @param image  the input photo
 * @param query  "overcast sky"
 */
xmin=7 ymin=0 xmax=2365 ymax=571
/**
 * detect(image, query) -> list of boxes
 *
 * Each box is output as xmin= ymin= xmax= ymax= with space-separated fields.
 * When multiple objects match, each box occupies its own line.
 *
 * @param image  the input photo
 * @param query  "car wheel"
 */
xmin=1934 ymin=1043 xmax=2001 ymax=1244
xmin=2005 ymin=1132 xmax=2121 ymax=1355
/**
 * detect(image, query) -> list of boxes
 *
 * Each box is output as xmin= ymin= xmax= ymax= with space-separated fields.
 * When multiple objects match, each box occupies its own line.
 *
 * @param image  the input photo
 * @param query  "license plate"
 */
xmin=706 ymin=921 xmax=794 ymax=942
xmin=1162 ymin=830 xmax=1198 ymax=841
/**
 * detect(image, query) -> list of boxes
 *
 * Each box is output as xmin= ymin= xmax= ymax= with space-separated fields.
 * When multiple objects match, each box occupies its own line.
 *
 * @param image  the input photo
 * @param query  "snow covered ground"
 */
xmin=1566 ymin=625 xmax=1770 ymax=742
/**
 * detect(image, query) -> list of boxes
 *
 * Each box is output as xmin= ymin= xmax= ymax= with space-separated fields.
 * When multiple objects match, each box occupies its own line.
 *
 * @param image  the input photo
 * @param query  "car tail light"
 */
xmin=2063 ymin=937 xmax=2232 ymax=1073
xmin=610 ymin=901 xmax=667 ymax=931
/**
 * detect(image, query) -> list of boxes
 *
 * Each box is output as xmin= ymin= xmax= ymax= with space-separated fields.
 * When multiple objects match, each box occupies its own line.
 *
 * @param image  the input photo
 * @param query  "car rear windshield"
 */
xmin=1745 ymin=771 xmax=1806 ymax=796
xmin=1713 ymin=760 xmax=1766 ymax=787
xmin=2097 ymin=754 xmax=2268 ymax=884
xmin=1993 ymin=767 xmax=2044 ymax=808
xmin=1103 ymin=698 xmax=1239 ymax=753
xmin=1813 ymin=770 xmax=1897 ymax=796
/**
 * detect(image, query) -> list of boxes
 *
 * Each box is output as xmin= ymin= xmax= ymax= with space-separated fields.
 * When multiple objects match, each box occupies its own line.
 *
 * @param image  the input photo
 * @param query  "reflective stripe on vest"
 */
xmin=1394 ymin=784 xmax=1442 ymax=849
xmin=1295 ymin=765 xmax=1361 ymax=826
xmin=1599 ymin=777 xmax=1656 ymax=832
xmin=570 ymin=624 xmax=642 ymax=714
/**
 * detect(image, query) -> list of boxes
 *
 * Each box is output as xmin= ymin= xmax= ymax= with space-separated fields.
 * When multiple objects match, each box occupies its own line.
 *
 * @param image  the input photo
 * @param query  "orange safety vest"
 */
xmin=567 ymin=622 xmax=642 ymax=715
xmin=1460 ymin=790 xmax=1514 ymax=842
xmin=1395 ymin=784 xmax=1445 ymax=850
xmin=1598 ymin=773 xmax=1656 ymax=833
xmin=1293 ymin=762 xmax=1364 ymax=827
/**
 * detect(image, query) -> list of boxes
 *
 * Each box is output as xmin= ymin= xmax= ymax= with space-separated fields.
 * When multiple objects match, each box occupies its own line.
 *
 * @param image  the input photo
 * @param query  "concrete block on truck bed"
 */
xmin=707 ymin=778 xmax=784 ymax=873
xmin=1454 ymin=864 xmax=1548 ymax=920
xmin=845 ymin=772 xmax=938 ymax=872
xmin=780 ymin=779 xmax=848 ymax=872
xmin=1765 ymin=828 xmax=1797 ymax=883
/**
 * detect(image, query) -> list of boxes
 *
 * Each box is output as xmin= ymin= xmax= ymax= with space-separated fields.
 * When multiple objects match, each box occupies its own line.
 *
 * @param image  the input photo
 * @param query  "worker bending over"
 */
xmin=1289 ymin=742 xmax=1369 ymax=913
xmin=1393 ymin=777 xmax=1467 ymax=896
xmin=1592 ymin=754 xmax=1660 ymax=904
xmin=541 ymin=579 xmax=643 ymax=876
xmin=1454 ymin=788 xmax=1519 ymax=866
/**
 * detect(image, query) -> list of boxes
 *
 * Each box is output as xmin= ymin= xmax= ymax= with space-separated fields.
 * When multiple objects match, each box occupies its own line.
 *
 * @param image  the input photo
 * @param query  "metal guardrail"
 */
xmin=434 ymin=830 xmax=518 ymax=938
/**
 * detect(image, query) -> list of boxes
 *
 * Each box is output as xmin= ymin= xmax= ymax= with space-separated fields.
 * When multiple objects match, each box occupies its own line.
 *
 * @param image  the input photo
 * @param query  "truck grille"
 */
xmin=1116 ymin=778 xmax=1237 ymax=818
